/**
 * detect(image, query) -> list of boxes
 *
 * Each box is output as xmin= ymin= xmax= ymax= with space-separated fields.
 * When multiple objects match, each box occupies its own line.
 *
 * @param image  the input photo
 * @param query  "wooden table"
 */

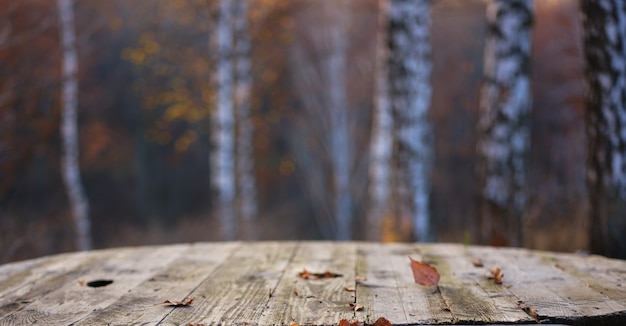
xmin=0 ymin=241 xmax=625 ymax=325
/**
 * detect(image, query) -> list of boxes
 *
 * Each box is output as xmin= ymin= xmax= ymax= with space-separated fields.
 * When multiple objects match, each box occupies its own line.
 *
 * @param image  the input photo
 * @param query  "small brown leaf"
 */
xmin=472 ymin=258 xmax=484 ymax=267
xmin=373 ymin=317 xmax=392 ymax=326
xmin=489 ymin=265 xmax=504 ymax=284
xmin=338 ymin=319 xmax=363 ymax=326
xmin=344 ymin=286 xmax=355 ymax=292
xmin=349 ymin=303 xmax=364 ymax=312
xmin=298 ymin=269 xmax=342 ymax=280
xmin=355 ymin=276 xmax=367 ymax=282
xmin=409 ymin=257 xmax=440 ymax=286
xmin=161 ymin=296 xmax=194 ymax=307
xmin=78 ymin=280 xmax=87 ymax=287
xmin=269 ymin=288 xmax=275 ymax=298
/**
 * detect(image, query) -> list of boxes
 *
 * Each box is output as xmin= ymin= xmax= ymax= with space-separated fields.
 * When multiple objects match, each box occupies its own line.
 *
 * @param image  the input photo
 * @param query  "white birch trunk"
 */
xmin=58 ymin=0 xmax=91 ymax=251
xmin=326 ymin=1 xmax=352 ymax=240
xmin=211 ymin=0 xmax=236 ymax=240
xmin=476 ymin=0 xmax=533 ymax=246
xmin=389 ymin=0 xmax=433 ymax=242
xmin=367 ymin=0 xmax=392 ymax=241
xmin=289 ymin=1 xmax=353 ymax=240
xmin=233 ymin=0 xmax=257 ymax=228
xmin=582 ymin=0 xmax=626 ymax=258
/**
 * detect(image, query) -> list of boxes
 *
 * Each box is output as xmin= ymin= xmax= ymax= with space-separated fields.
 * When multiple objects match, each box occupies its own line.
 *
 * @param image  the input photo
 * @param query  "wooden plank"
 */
xmin=0 ymin=249 xmax=115 ymax=321
xmin=0 ymin=245 xmax=189 ymax=326
xmin=160 ymin=241 xmax=298 ymax=326
xmin=468 ymin=245 xmax=626 ymax=323
xmin=540 ymin=252 xmax=626 ymax=306
xmin=73 ymin=242 xmax=241 ymax=325
xmin=258 ymin=241 xmax=357 ymax=326
xmin=420 ymin=243 xmax=534 ymax=324
xmin=355 ymin=242 xmax=453 ymax=325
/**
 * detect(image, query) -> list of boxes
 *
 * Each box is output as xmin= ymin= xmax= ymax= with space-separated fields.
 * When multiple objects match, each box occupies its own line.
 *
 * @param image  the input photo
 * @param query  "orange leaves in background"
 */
xmin=298 ymin=269 xmax=342 ymax=280
xmin=409 ymin=257 xmax=440 ymax=286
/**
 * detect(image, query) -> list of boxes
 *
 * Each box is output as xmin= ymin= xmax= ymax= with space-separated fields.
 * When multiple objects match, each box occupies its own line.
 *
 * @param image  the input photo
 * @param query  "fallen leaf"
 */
xmin=409 ymin=257 xmax=440 ymax=286
xmin=373 ymin=317 xmax=392 ymax=326
xmin=518 ymin=301 xmax=539 ymax=321
xmin=291 ymin=324 xmax=299 ymax=326
xmin=355 ymin=276 xmax=367 ymax=282
xmin=472 ymin=258 xmax=484 ymax=267
xmin=338 ymin=319 xmax=364 ymax=326
xmin=161 ymin=296 xmax=194 ymax=307
xmin=298 ymin=269 xmax=342 ymax=280
xmin=269 ymin=288 xmax=275 ymax=298
xmin=489 ymin=265 xmax=504 ymax=284
xmin=349 ymin=303 xmax=364 ymax=312
xmin=78 ymin=280 xmax=87 ymax=287
xmin=344 ymin=286 xmax=355 ymax=292
xmin=293 ymin=290 xmax=299 ymax=296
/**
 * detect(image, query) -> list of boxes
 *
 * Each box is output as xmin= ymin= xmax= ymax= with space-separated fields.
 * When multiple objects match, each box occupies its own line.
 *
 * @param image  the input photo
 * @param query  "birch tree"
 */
xmin=58 ymin=0 xmax=92 ymax=251
xmin=366 ymin=0 xmax=392 ymax=241
xmin=389 ymin=0 xmax=434 ymax=242
xmin=582 ymin=0 xmax=626 ymax=258
xmin=476 ymin=0 xmax=533 ymax=246
xmin=290 ymin=0 xmax=354 ymax=240
xmin=211 ymin=0 xmax=236 ymax=240
xmin=233 ymin=0 xmax=257 ymax=236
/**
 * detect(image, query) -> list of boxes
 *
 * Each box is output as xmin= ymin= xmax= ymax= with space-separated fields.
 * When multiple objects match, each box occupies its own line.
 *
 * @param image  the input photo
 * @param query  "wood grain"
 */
xmin=0 ymin=242 xmax=624 ymax=325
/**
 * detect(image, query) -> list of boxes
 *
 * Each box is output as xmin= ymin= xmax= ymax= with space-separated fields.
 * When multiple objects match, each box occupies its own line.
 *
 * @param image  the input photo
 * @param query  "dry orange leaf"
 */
xmin=161 ymin=296 xmax=194 ymax=307
xmin=338 ymin=319 xmax=363 ymax=326
xmin=373 ymin=317 xmax=392 ymax=326
xmin=299 ymin=269 xmax=342 ymax=280
xmin=409 ymin=257 xmax=440 ymax=286
xmin=490 ymin=265 xmax=504 ymax=284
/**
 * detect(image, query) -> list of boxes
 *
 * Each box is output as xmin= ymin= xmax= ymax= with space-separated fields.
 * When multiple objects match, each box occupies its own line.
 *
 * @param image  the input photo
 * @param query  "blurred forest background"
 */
xmin=0 ymin=0 xmax=606 ymax=263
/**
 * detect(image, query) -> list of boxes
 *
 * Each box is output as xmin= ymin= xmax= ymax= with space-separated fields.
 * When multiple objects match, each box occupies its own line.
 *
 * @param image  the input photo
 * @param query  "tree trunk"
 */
xmin=389 ymin=0 xmax=433 ymax=242
xmin=233 ymin=0 xmax=257 ymax=239
xmin=476 ymin=0 xmax=533 ymax=247
xmin=582 ymin=0 xmax=626 ymax=258
xmin=211 ymin=0 xmax=236 ymax=240
xmin=326 ymin=0 xmax=352 ymax=240
xmin=58 ymin=0 xmax=91 ymax=251
xmin=366 ymin=0 xmax=392 ymax=241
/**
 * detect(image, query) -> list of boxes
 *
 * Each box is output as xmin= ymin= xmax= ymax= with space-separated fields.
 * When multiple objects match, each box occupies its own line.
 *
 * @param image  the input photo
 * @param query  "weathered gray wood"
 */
xmin=0 ymin=242 xmax=624 ymax=325
xmin=0 ymin=245 xmax=188 ymax=325
xmin=356 ymin=243 xmax=453 ymax=325
xmin=258 ymin=241 xmax=357 ymax=325
xmin=74 ymin=242 xmax=241 ymax=325
xmin=421 ymin=244 xmax=534 ymax=324
xmin=160 ymin=241 xmax=298 ymax=326
xmin=467 ymin=245 xmax=626 ymax=324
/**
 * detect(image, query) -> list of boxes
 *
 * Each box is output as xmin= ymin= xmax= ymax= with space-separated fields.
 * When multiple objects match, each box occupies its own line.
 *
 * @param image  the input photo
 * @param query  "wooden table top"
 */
xmin=0 ymin=241 xmax=624 ymax=325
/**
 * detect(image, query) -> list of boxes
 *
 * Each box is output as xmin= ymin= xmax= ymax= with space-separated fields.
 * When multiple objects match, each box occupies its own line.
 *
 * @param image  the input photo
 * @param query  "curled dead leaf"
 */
xmin=489 ymin=265 xmax=504 ymax=284
xmin=338 ymin=319 xmax=364 ymax=326
xmin=349 ymin=303 xmax=364 ymax=312
xmin=298 ymin=269 xmax=342 ymax=280
xmin=161 ymin=296 xmax=194 ymax=307
xmin=409 ymin=257 xmax=440 ymax=286
xmin=373 ymin=317 xmax=392 ymax=326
